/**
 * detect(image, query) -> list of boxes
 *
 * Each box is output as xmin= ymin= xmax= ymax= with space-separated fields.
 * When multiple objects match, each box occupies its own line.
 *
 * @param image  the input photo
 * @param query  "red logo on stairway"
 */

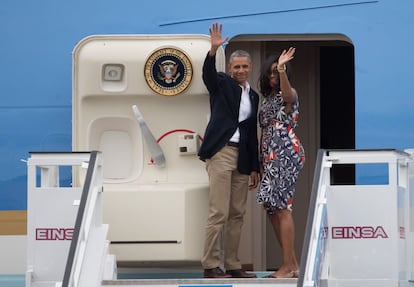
xmin=331 ymin=226 xmax=388 ymax=239
xmin=36 ymin=228 xmax=74 ymax=240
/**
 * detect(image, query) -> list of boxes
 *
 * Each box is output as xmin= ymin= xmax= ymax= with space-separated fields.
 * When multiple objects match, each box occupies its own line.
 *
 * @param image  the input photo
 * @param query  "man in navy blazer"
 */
xmin=198 ymin=22 xmax=260 ymax=279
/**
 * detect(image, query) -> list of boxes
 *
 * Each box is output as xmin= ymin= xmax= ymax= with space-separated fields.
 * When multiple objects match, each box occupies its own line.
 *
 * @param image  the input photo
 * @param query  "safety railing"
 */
xmin=26 ymin=151 xmax=115 ymax=287
xmin=298 ymin=149 xmax=414 ymax=287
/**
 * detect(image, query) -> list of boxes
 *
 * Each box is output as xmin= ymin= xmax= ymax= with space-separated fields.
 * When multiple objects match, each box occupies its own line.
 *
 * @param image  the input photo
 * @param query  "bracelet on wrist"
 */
xmin=277 ymin=64 xmax=286 ymax=73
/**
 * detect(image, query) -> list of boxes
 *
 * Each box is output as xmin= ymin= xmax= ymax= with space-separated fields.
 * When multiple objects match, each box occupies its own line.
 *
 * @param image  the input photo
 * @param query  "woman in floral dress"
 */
xmin=257 ymin=47 xmax=305 ymax=278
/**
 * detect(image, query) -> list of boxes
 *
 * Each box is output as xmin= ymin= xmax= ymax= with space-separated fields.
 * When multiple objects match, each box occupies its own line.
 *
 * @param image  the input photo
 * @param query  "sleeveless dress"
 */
xmin=256 ymin=92 xmax=305 ymax=214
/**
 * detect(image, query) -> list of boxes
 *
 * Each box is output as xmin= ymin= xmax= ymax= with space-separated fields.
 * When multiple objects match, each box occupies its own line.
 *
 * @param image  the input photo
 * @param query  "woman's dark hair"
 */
xmin=258 ymin=53 xmax=292 ymax=96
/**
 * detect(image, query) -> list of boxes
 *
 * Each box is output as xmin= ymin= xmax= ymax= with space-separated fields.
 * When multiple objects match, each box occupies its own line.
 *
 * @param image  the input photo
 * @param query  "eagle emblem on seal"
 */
xmin=158 ymin=60 xmax=181 ymax=84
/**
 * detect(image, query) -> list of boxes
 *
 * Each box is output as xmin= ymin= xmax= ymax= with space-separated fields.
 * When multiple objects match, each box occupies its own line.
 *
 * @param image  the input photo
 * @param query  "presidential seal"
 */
xmin=144 ymin=47 xmax=193 ymax=96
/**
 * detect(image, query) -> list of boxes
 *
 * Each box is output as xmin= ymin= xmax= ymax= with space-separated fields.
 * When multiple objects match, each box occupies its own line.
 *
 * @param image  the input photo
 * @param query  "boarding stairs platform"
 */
xmin=26 ymin=149 xmax=414 ymax=287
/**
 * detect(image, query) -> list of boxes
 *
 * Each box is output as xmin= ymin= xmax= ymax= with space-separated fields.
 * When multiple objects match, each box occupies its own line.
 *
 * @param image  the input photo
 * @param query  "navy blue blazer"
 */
xmin=198 ymin=52 xmax=260 ymax=175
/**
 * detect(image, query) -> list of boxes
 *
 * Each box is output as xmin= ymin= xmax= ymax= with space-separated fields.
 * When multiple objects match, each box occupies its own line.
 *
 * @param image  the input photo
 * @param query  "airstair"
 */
xmin=26 ymin=149 xmax=414 ymax=287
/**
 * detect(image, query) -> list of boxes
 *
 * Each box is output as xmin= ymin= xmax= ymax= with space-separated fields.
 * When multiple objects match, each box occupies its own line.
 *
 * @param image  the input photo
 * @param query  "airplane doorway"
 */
xmin=226 ymin=35 xmax=355 ymax=271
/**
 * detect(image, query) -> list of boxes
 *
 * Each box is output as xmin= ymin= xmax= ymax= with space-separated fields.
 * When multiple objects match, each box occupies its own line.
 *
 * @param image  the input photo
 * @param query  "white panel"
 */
xmin=327 ymin=185 xmax=399 ymax=280
xmin=88 ymin=117 xmax=143 ymax=183
xmin=103 ymin=184 xmax=208 ymax=261
xmin=0 ymin=235 xmax=26 ymax=274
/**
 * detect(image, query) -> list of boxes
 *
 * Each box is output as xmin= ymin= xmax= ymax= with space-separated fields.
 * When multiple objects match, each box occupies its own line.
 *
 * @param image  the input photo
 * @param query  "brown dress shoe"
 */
xmin=226 ymin=269 xmax=257 ymax=278
xmin=204 ymin=267 xmax=232 ymax=278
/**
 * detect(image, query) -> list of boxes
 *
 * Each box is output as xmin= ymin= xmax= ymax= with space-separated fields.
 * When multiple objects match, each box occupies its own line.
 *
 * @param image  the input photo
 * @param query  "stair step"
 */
xmin=102 ymin=277 xmax=297 ymax=286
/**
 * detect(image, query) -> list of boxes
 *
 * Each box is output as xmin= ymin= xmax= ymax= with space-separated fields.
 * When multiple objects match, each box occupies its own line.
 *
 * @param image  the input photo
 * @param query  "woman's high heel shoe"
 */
xmin=263 ymin=270 xmax=297 ymax=278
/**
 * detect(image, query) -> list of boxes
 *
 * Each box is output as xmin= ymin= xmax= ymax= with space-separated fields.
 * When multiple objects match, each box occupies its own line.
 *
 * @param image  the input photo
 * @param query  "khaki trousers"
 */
xmin=201 ymin=145 xmax=249 ymax=270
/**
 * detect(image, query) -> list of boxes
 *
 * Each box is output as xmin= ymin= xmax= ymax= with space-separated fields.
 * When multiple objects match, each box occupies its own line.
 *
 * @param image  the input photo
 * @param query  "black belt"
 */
xmin=227 ymin=141 xmax=239 ymax=147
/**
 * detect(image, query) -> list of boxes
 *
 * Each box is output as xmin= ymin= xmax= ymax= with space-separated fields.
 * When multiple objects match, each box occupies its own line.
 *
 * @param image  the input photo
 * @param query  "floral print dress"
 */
xmin=256 ymin=92 xmax=305 ymax=214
